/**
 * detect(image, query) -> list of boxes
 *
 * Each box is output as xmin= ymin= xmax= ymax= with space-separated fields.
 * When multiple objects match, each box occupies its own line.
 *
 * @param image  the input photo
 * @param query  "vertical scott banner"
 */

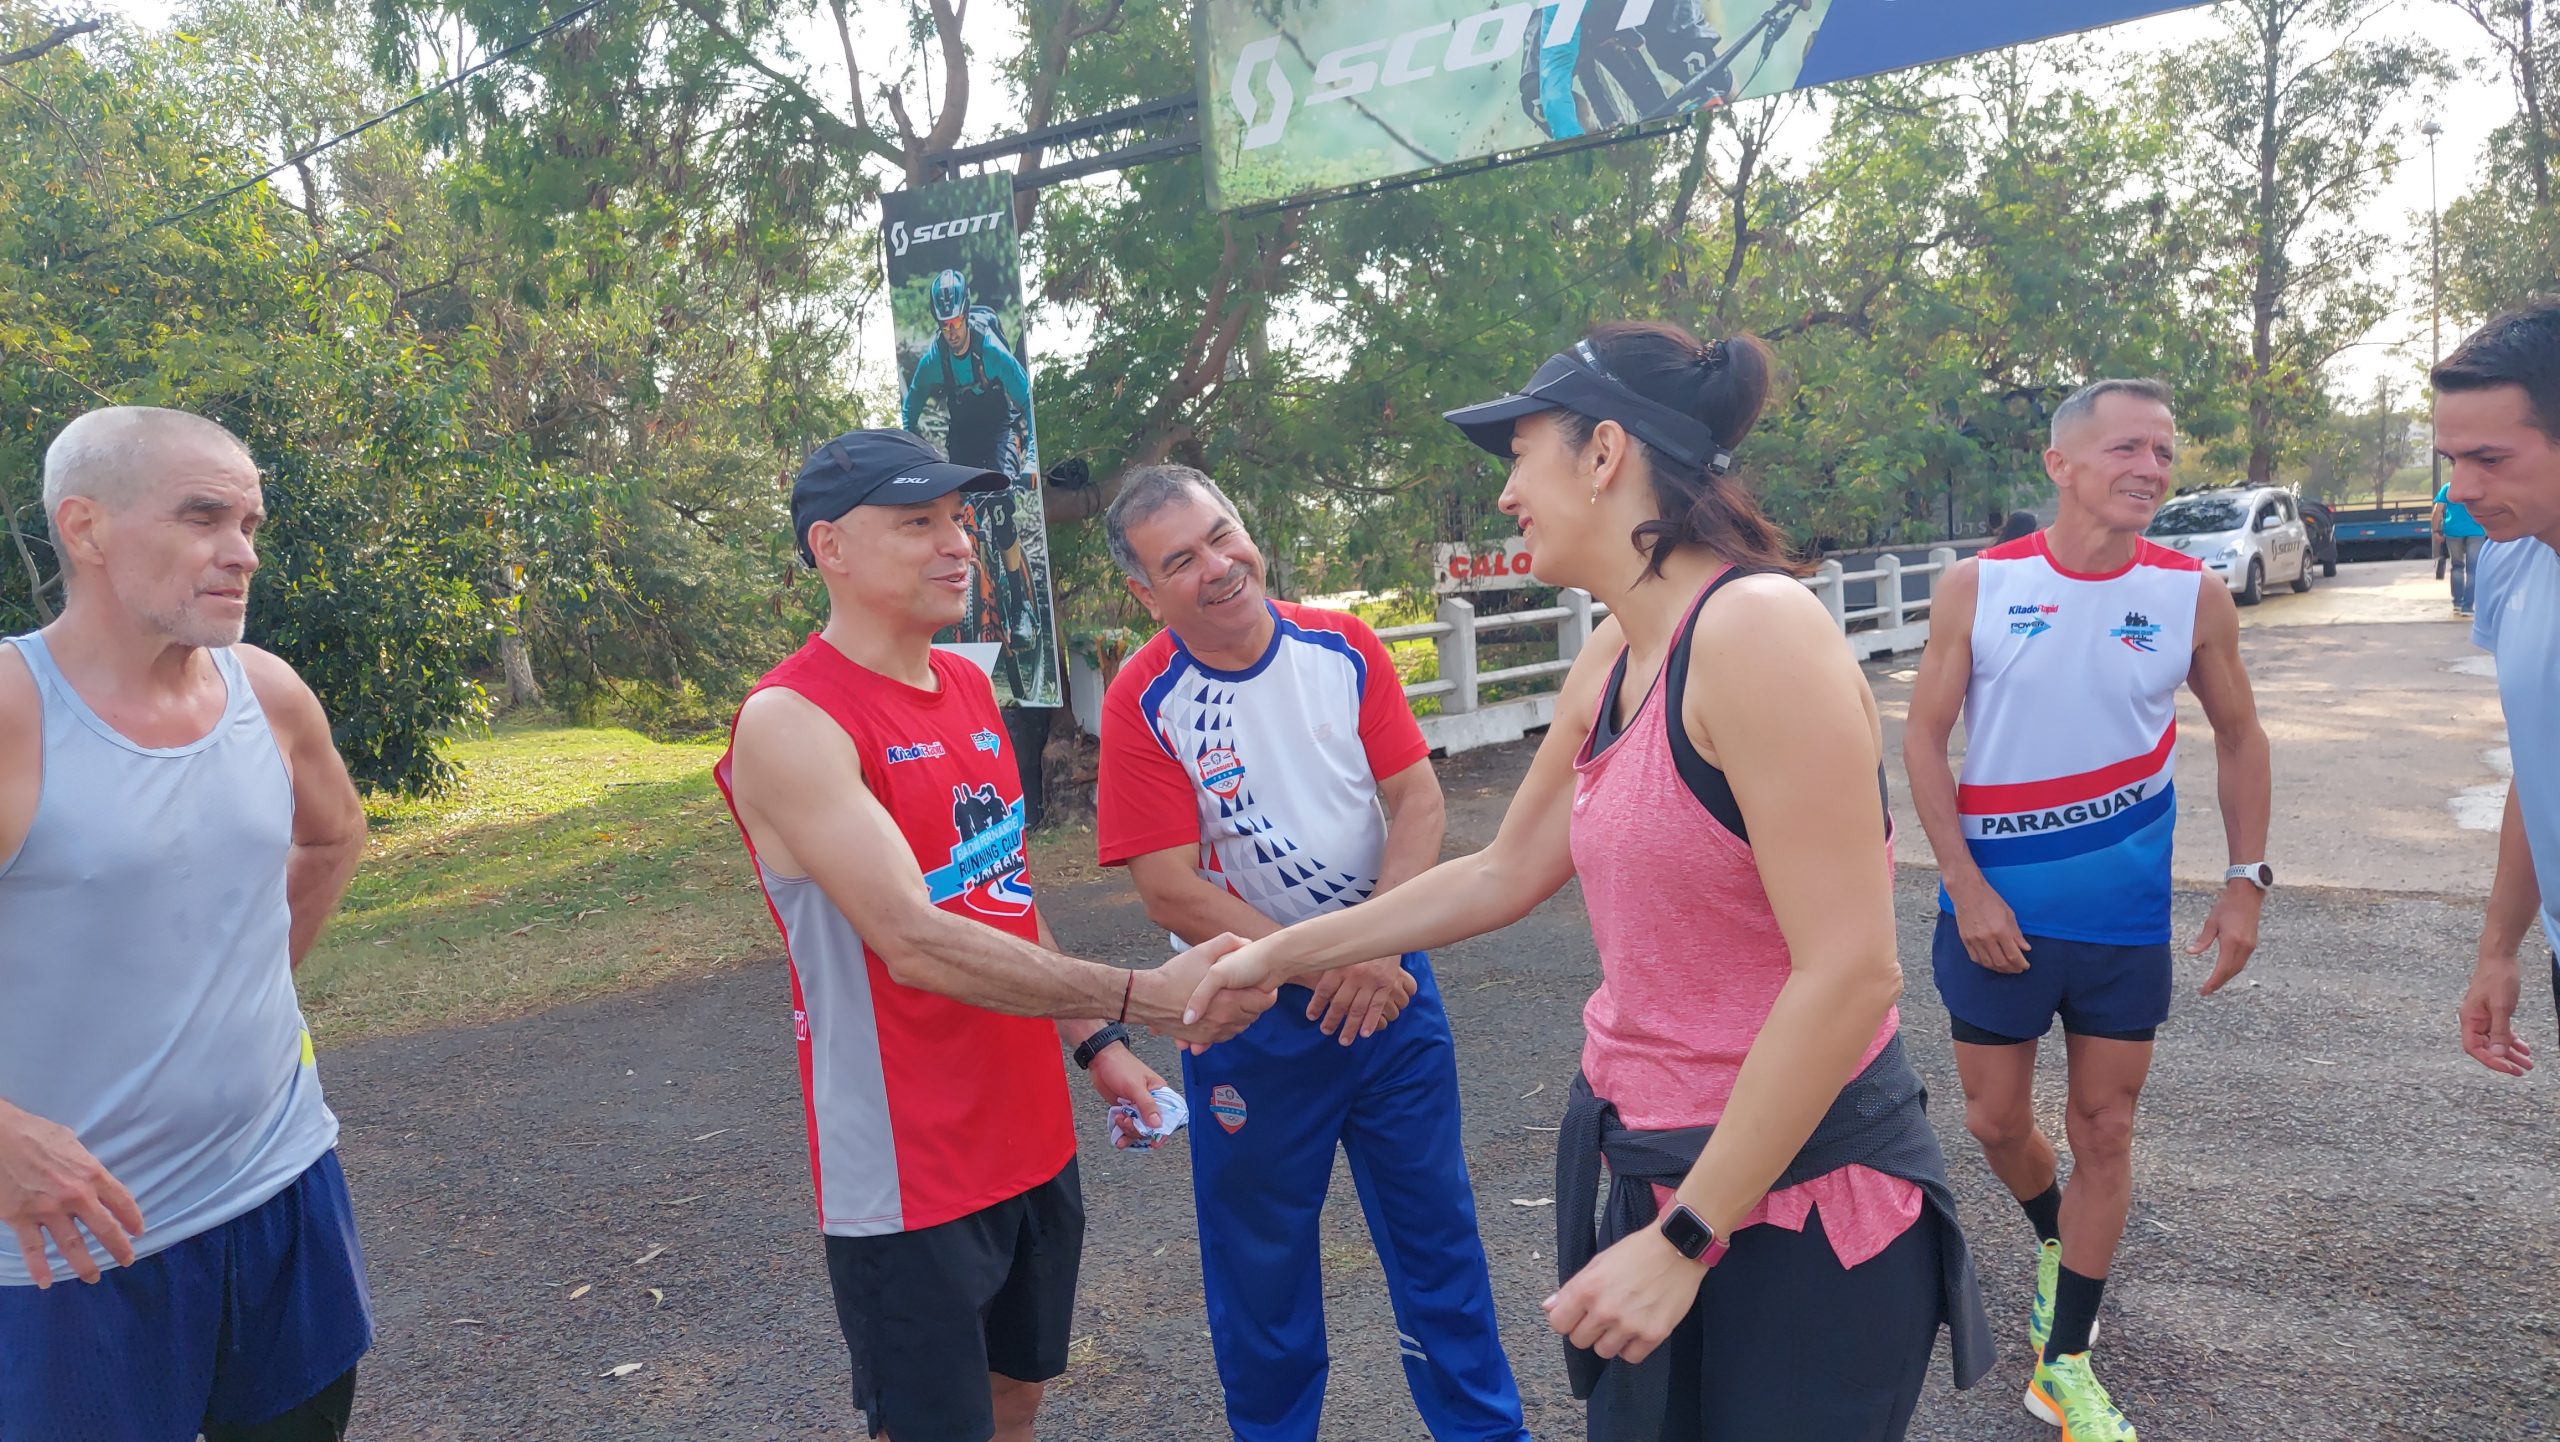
xmin=882 ymin=174 xmax=1062 ymax=708
xmin=1199 ymin=0 xmax=2218 ymax=211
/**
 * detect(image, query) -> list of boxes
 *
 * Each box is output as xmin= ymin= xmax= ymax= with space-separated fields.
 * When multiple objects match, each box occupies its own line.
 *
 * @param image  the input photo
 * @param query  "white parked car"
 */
xmin=2143 ymin=486 xmax=2314 ymax=605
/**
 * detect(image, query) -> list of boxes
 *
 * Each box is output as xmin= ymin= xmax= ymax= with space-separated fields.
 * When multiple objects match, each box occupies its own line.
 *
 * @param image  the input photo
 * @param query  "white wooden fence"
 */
xmin=1388 ymin=547 xmax=1961 ymax=755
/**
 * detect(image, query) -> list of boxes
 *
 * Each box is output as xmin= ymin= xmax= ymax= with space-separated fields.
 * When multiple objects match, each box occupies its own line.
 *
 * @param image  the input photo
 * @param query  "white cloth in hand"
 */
xmin=1103 ymin=1086 xmax=1188 ymax=1150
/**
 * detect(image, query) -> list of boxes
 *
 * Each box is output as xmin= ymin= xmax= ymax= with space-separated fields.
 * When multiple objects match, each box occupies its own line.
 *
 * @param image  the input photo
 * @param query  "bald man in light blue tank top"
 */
xmin=0 ymin=408 xmax=373 ymax=1442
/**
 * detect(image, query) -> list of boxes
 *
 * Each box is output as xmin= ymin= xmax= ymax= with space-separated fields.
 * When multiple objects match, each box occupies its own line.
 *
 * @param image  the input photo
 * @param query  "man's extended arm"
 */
xmin=727 ymin=686 xmax=1267 ymax=1041
xmin=1042 ymin=912 xmax=1173 ymax=1135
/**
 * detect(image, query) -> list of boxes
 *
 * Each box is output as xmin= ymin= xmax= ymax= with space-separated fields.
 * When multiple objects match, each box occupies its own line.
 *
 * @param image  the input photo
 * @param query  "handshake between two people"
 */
xmin=1131 ymin=931 xmax=1405 ymax=1055
xmin=1162 ymin=934 xmax=1296 ymax=1055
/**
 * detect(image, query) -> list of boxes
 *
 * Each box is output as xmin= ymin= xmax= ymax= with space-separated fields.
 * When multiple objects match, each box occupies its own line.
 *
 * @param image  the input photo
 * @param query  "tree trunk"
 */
xmin=1038 ymin=698 xmax=1096 ymax=828
xmin=500 ymin=629 xmax=543 ymax=709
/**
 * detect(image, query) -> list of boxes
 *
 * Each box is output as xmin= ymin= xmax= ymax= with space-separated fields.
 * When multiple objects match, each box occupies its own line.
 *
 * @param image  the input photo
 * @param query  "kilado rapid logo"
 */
xmin=887 ymin=210 xmax=1007 ymax=257
xmin=1231 ymin=0 xmax=1657 ymax=151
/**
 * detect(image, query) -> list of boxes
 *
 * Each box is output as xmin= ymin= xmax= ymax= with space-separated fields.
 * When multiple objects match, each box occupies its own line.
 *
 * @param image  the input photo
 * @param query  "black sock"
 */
xmin=2019 ymin=1182 xmax=2062 ymax=1246
xmin=2043 ymin=1267 xmax=2105 ymax=1363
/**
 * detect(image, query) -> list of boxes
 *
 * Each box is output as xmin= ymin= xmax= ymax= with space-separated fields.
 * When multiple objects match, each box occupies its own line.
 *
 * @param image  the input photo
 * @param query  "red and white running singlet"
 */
xmin=1948 ymin=533 xmax=2203 ymax=945
xmin=715 ymin=639 xmax=1072 ymax=1236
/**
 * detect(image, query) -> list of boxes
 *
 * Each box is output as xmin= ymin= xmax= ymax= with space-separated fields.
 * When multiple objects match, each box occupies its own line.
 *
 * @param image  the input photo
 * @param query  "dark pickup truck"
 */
xmin=2323 ymin=501 xmax=2433 ymax=562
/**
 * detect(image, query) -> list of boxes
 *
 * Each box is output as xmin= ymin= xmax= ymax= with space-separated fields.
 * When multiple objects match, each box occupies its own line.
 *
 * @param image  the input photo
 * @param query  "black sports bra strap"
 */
xmin=1664 ymin=567 xmax=1766 ymax=841
xmin=1665 ymin=567 xmax=1892 ymax=845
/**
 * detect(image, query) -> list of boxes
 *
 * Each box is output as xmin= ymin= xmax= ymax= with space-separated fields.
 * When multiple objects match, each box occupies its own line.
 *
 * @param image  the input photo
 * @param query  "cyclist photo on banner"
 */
xmin=880 ymin=175 xmax=1062 ymax=708
xmin=1519 ymin=0 xmax=1816 ymax=139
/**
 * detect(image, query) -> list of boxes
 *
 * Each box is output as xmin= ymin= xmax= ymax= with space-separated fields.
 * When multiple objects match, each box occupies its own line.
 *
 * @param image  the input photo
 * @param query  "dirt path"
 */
xmin=325 ymin=731 xmax=2558 ymax=1439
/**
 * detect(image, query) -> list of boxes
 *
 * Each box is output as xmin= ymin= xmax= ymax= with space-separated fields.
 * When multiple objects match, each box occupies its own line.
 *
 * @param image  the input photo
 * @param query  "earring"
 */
xmin=1588 ymin=483 xmax=1600 ymax=505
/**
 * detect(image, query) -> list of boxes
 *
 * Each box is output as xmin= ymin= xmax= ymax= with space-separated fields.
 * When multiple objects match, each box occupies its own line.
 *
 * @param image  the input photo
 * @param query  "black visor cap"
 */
xmin=793 ymin=429 xmax=1009 ymax=565
xmin=1443 ymin=350 xmax=1731 ymax=475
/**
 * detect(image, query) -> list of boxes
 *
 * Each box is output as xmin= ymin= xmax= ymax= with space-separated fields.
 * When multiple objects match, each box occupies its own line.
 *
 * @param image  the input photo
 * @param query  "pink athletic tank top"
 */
xmin=1567 ymin=571 xmax=1921 ymax=1267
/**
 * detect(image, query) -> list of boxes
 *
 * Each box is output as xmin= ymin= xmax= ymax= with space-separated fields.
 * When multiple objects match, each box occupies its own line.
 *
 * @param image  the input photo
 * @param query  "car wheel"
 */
xmin=2239 ymin=559 xmax=2264 ymax=606
xmin=2291 ymin=550 xmax=2313 ymax=593
xmin=2322 ymin=557 xmax=2338 ymax=578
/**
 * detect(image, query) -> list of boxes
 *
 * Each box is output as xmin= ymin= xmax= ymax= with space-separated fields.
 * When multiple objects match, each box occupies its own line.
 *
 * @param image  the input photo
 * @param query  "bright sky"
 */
xmin=91 ymin=0 xmax=2515 ymax=401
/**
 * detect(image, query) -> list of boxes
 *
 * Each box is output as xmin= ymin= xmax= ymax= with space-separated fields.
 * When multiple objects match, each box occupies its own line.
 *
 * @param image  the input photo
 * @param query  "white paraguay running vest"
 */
xmin=1942 ymin=533 xmax=2204 ymax=945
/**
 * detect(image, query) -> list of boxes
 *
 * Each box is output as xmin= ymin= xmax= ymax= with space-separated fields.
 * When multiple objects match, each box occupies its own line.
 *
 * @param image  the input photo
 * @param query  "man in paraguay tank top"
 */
xmin=1 ymin=408 xmax=374 ymax=1442
xmin=1905 ymin=380 xmax=2274 ymax=1442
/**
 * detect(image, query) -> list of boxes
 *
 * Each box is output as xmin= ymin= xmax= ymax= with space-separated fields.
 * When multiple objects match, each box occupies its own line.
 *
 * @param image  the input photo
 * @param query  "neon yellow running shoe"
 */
xmin=2027 ymin=1352 xmax=2136 ymax=1440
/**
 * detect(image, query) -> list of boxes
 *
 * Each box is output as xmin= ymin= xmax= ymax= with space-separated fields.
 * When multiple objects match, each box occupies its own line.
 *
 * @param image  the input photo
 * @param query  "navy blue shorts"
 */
xmin=1930 ymin=912 xmax=2172 ymax=1045
xmin=0 ymin=1148 xmax=373 ymax=1442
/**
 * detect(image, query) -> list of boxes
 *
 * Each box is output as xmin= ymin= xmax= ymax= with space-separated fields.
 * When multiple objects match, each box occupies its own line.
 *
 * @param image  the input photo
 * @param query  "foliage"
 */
xmin=0 ymin=0 xmax=2515 ymax=799
xmin=2437 ymin=0 xmax=2560 ymax=321
xmin=2172 ymin=0 xmax=2448 ymax=486
xmin=0 ymin=2 xmax=494 ymax=791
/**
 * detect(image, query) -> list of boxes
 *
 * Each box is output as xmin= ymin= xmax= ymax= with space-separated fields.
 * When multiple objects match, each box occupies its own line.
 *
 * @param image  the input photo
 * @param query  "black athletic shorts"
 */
xmin=823 ymin=1159 xmax=1084 ymax=1442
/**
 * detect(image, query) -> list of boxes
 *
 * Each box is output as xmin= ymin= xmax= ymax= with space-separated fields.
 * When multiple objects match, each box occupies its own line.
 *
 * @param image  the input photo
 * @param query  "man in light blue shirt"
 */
xmin=2433 ymin=479 xmax=2490 ymax=615
xmin=2434 ymin=303 xmax=2560 ymax=1076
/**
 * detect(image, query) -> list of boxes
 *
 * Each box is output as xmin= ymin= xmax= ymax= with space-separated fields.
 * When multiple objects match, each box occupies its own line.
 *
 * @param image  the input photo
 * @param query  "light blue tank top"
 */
xmin=0 ymin=633 xmax=337 ymax=1285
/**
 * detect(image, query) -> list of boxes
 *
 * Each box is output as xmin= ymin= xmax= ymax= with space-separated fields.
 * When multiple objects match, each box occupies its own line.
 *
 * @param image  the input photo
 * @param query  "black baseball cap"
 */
xmin=1443 ymin=340 xmax=1733 ymax=475
xmin=792 ymin=429 xmax=1009 ymax=565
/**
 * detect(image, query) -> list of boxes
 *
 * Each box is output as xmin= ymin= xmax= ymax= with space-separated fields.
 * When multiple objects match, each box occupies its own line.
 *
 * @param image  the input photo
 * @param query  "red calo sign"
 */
xmin=1434 ymin=538 xmax=1537 ymax=593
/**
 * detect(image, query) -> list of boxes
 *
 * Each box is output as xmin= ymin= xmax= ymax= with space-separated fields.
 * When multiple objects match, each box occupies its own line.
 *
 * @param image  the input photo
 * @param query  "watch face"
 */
xmin=1659 ymin=1205 xmax=1715 ymax=1260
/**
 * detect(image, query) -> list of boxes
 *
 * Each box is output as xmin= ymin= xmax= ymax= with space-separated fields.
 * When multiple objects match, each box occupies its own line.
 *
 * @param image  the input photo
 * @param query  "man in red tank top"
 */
xmin=717 ymin=430 xmax=1272 ymax=1442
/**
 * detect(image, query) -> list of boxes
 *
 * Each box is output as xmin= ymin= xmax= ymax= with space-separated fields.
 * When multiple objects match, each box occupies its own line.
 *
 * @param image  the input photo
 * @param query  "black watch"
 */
xmin=1658 ymin=1203 xmax=1718 ymax=1262
xmin=1073 ymin=1022 xmax=1131 ymax=1071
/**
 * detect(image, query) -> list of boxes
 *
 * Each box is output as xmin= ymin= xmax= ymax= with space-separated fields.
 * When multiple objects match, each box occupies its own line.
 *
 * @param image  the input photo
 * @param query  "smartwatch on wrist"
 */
xmin=1658 ymin=1203 xmax=1724 ymax=1266
xmin=2224 ymin=862 xmax=2275 ymax=893
xmin=1073 ymin=1022 xmax=1131 ymax=1071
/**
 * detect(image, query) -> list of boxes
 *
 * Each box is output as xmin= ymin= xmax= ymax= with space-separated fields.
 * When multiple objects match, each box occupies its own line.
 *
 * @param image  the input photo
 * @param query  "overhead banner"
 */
xmin=881 ymin=174 xmax=1062 ymax=708
xmin=1197 ymin=0 xmax=2217 ymax=211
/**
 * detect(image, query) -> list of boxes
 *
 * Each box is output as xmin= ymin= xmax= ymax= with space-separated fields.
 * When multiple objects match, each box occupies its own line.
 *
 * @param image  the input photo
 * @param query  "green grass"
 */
xmin=295 ymin=723 xmax=763 ymax=1045
xmin=298 ymin=721 xmax=1099 ymax=1046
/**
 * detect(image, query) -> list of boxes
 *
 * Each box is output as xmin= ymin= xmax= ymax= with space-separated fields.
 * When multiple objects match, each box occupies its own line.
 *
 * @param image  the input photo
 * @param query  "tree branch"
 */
xmin=0 ymin=70 xmax=101 ymax=174
xmin=897 ymin=0 xmax=971 ymax=182
xmin=825 ymin=0 xmax=872 ymax=135
xmin=1009 ymin=0 xmax=1130 ymax=227
xmin=1 ymin=483 xmax=59 ymax=625
xmin=0 ymin=18 xmax=99 ymax=69
xmin=671 ymin=0 xmax=902 ymax=166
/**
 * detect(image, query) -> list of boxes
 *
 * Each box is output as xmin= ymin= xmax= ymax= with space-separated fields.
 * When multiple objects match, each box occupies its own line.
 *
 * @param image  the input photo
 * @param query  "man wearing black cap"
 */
xmin=714 ymin=429 xmax=1274 ymax=1442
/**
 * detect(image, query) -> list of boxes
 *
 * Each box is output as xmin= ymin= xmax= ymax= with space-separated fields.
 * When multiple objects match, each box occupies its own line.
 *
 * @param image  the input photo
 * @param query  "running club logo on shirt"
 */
xmin=972 ymin=728 xmax=1004 ymax=755
xmin=885 ymin=740 xmax=949 ymax=764
xmin=1209 ymin=1083 xmax=1248 ymax=1133
xmin=929 ymin=782 xmax=1034 ymax=919
xmin=1196 ymin=746 xmax=1246 ymax=800
xmin=2007 ymin=602 xmax=2058 ymax=638
xmin=2112 ymin=611 xmax=2162 ymax=653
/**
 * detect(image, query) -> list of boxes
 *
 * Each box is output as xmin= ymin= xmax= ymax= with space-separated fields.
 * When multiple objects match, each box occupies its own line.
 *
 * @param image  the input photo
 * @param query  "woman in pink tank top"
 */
xmin=1188 ymin=322 xmax=1989 ymax=1439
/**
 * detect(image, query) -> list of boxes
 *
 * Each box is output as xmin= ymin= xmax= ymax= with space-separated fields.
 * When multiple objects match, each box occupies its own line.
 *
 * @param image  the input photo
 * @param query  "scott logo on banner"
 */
xmin=1231 ymin=0 xmax=1656 ymax=151
xmin=887 ymin=210 xmax=1008 ymax=257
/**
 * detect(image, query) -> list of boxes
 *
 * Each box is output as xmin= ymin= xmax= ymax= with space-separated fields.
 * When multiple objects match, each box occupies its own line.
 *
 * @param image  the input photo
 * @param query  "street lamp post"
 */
xmin=2424 ymin=118 xmax=2444 ymax=493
